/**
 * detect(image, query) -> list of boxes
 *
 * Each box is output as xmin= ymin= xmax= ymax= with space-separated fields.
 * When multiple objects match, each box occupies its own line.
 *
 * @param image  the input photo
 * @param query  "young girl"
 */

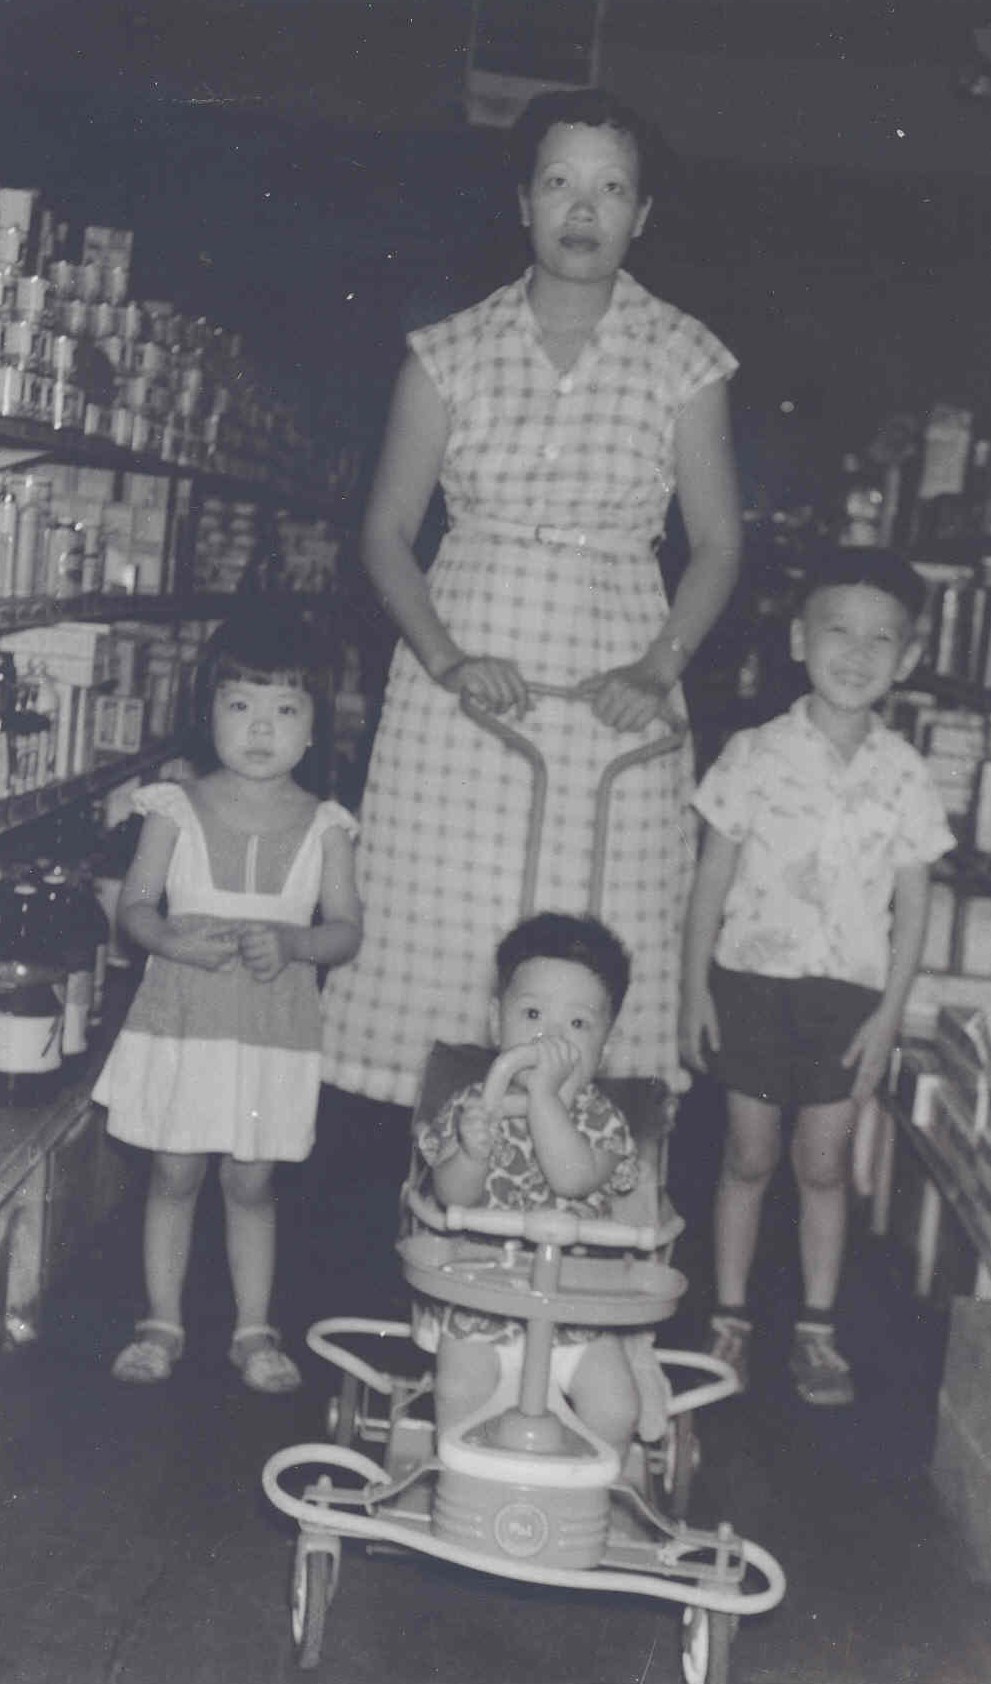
xmin=94 ymin=605 xmax=362 ymax=1393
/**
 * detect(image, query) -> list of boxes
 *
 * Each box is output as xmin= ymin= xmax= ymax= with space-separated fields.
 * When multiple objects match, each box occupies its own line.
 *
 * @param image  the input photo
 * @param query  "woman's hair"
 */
xmin=509 ymin=87 xmax=667 ymax=202
xmin=495 ymin=911 xmax=631 ymax=1021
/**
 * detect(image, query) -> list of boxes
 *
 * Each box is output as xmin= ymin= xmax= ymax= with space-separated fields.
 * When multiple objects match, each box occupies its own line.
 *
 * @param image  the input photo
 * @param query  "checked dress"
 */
xmin=321 ymin=269 xmax=737 ymax=1106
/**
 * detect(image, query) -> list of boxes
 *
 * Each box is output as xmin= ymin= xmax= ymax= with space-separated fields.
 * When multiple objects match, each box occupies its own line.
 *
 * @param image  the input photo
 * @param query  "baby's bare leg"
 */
xmin=434 ymin=1335 xmax=501 ymax=1437
xmin=569 ymin=1334 xmax=639 ymax=1455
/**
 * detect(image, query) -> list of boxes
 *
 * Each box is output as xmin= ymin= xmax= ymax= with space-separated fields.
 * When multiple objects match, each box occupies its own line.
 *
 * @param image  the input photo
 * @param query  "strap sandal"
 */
xmin=229 ymin=1325 xmax=302 ymax=1394
xmin=112 ymin=1320 xmax=185 ymax=1384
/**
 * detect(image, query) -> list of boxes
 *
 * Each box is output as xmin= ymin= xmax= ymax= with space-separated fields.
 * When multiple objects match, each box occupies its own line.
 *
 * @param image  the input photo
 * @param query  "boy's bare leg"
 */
xmin=434 ymin=1335 xmax=501 ymax=1437
xmin=715 ymin=1092 xmax=782 ymax=1308
xmin=790 ymin=1099 xmax=858 ymax=1310
xmin=570 ymin=1334 xmax=640 ymax=1455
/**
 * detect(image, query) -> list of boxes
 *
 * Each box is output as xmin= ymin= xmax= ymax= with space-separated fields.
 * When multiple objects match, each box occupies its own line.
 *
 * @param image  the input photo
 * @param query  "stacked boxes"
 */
xmin=0 ymin=616 xmax=204 ymax=796
xmin=0 ymin=181 xmax=355 ymax=495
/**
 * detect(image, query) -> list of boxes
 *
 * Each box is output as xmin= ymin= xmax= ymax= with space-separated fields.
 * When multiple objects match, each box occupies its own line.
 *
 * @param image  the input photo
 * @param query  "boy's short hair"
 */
xmin=495 ymin=912 xmax=631 ymax=1020
xmin=797 ymin=547 xmax=926 ymax=624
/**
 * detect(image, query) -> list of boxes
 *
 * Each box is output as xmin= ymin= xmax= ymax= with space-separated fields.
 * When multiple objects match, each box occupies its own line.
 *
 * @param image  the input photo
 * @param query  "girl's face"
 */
xmin=211 ymin=677 xmax=313 ymax=783
xmin=519 ymin=123 xmax=651 ymax=287
xmin=490 ymin=956 xmax=613 ymax=1104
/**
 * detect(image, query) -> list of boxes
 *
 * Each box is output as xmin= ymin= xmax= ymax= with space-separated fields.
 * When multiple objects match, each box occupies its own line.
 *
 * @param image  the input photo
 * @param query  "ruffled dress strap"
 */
xmin=131 ymin=780 xmax=194 ymax=828
xmin=311 ymin=800 xmax=359 ymax=843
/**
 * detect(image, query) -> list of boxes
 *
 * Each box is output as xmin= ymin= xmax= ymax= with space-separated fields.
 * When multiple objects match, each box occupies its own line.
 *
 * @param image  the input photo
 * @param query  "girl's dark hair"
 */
xmin=495 ymin=911 xmax=631 ymax=1020
xmin=509 ymin=87 xmax=670 ymax=202
xmin=197 ymin=600 xmax=324 ymax=715
xmin=192 ymin=600 xmax=329 ymax=784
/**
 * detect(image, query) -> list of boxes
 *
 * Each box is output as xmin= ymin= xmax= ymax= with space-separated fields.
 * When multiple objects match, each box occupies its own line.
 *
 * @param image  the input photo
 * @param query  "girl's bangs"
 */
xmin=214 ymin=654 xmax=310 ymax=690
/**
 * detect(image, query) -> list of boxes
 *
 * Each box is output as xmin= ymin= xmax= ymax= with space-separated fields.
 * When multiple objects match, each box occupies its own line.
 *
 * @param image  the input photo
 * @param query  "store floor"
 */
xmin=2 ymin=1081 xmax=991 ymax=1684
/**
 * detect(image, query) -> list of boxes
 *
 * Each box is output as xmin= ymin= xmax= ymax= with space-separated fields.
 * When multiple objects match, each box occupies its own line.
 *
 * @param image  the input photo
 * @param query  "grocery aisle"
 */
xmin=1 ymin=1082 xmax=990 ymax=1684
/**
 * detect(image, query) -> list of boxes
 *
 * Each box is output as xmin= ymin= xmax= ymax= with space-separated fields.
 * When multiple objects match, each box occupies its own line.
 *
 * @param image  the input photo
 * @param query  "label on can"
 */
xmin=0 ymin=1008 xmax=62 ymax=1073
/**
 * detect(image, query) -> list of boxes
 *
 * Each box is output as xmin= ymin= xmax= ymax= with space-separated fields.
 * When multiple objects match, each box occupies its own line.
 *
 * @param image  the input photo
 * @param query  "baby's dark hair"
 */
xmin=495 ymin=912 xmax=631 ymax=1021
xmin=509 ymin=87 xmax=670 ymax=203
xmin=197 ymin=600 xmax=324 ymax=718
xmin=798 ymin=547 xmax=926 ymax=624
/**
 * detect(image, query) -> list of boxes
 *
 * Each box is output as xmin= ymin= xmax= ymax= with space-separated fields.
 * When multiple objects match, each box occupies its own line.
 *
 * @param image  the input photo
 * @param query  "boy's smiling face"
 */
xmin=791 ymin=583 xmax=921 ymax=721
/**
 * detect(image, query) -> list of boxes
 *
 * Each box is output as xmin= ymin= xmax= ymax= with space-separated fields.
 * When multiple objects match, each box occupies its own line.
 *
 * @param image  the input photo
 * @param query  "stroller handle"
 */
xmin=459 ymin=684 xmax=685 ymax=920
xmin=437 ymin=1192 xmax=659 ymax=1253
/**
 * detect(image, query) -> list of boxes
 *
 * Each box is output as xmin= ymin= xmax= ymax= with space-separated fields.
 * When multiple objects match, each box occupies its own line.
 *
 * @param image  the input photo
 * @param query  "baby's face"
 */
xmin=492 ymin=957 xmax=613 ymax=1101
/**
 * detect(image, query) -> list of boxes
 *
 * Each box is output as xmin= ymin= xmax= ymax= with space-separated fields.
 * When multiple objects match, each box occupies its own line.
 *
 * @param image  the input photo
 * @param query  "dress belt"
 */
xmin=450 ymin=516 xmax=652 ymax=557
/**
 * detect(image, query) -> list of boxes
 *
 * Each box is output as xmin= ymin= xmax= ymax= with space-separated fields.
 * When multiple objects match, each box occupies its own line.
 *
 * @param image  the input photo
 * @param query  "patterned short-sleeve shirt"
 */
xmin=408 ymin=269 xmax=737 ymax=542
xmin=415 ymin=1078 xmax=640 ymax=1346
xmin=416 ymin=1079 xmax=639 ymax=1218
xmin=693 ymin=698 xmax=955 ymax=988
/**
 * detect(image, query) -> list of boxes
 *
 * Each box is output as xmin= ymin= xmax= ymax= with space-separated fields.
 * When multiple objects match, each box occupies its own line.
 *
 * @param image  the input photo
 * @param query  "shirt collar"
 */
xmin=790 ymin=695 xmax=884 ymax=768
xmin=496 ymin=268 xmax=656 ymax=353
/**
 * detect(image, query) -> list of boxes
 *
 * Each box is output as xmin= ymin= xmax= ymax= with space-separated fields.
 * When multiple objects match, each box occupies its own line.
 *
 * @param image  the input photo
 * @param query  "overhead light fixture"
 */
xmin=465 ymin=0 xmax=606 ymax=128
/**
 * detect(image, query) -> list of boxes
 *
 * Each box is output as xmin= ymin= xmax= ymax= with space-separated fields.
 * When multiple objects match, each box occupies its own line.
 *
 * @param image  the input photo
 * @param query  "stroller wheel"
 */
xmin=290 ymin=1535 xmax=341 ymax=1669
xmin=326 ymin=1370 xmax=360 ymax=1447
xmin=681 ymin=1606 xmax=733 ymax=1684
xmin=649 ymin=1411 xmax=700 ymax=1521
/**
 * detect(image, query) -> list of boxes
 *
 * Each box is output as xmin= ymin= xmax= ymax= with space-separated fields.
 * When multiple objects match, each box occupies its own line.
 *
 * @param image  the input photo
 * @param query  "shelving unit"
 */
xmin=0 ymin=407 xmax=362 ymax=1351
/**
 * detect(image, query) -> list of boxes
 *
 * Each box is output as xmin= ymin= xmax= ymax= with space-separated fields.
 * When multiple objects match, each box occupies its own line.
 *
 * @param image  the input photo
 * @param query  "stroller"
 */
xmin=263 ymin=686 xmax=785 ymax=1683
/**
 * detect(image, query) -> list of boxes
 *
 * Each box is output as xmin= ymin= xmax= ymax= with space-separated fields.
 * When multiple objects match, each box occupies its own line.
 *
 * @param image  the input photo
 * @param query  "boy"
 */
xmin=680 ymin=548 xmax=954 ymax=1405
xmin=416 ymin=912 xmax=642 ymax=1455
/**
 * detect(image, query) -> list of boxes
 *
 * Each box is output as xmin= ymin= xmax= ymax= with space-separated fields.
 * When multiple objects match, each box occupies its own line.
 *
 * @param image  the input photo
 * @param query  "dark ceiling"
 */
xmin=2 ymin=1 xmax=990 ymax=506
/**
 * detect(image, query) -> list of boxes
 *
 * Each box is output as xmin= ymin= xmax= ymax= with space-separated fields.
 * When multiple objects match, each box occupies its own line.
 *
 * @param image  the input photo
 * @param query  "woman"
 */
xmin=322 ymin=88 xmax=741 ymax=1107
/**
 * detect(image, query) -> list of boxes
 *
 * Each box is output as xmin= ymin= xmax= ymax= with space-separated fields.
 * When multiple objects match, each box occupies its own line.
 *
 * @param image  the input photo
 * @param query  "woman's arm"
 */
xmin=578 ymin=378 xmax=741 ymax=729
xmin=641 ymin=378 xmax=742 ymax=690
xmin=362 ymin=353 xmax=456 ymax=679
xmin=362 ymin=353 xmax=529 ymax=715
xmin=118 ymin=812 xmax=242 ymax=970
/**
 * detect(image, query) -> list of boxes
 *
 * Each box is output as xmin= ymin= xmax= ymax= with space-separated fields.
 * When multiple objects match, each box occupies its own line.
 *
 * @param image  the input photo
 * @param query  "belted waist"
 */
xmin=449 ymin=516 xmax=653 ymax=557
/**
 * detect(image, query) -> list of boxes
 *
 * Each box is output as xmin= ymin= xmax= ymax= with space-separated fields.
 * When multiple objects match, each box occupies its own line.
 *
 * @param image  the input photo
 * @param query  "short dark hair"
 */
xmin=495 ymin=912 xmax=631 ymax=1020
xmin=197 ymin=599 xmax=325 ymax=719
xmin=798 ymin=547 xmax=927 ymax=624
xmin=509 ymin=87 xmax=670 ymax=203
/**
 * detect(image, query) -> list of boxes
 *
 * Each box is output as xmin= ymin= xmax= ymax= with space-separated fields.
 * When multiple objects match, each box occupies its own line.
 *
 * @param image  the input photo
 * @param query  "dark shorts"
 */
xmin=707 ymin=966 xmax=882 ymax=1110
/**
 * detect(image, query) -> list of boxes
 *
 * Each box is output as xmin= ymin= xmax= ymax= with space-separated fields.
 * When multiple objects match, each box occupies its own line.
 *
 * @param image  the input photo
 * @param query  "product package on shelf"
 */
xmin=892 ymin=1040 xmax=948 ymax=1131
xmin=0 ymin=180 xmax=350 ymax=496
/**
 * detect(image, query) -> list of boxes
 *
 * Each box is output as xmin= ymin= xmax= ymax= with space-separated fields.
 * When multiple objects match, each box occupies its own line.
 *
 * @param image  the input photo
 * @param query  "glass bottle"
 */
xmin=0 ymin=875 xmax=65 ymax=1105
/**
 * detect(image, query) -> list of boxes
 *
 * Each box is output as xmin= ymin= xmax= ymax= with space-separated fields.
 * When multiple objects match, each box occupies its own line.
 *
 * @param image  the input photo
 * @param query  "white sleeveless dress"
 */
xmin=94 ymin=782 xmax=357 ymax=1161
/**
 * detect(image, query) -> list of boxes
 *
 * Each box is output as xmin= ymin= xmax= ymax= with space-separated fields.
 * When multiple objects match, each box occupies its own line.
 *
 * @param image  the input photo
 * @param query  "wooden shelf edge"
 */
xmin=0 ymin=740 xmax=181 ymax=837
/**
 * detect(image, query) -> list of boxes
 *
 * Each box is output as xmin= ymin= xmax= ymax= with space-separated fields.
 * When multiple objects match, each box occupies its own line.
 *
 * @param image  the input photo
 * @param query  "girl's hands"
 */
xmin=163 ymin=916 xmax=242 ymax=972
xmin=238 ymin=922 xmax=299 ymax=984
xmin=457 ymin=1097 xmax=496 ymax=1164
xmin=575 ymin=660 xmax=679 ymax=734
xmin=437 ymin=653 xmax=529 ymax=718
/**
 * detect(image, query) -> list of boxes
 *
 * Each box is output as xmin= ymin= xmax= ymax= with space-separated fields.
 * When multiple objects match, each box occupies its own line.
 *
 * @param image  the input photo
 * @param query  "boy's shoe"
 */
xmin=790 ymin=1321 xmax=855 ymax=1407
xmin=707 ymin=1313 xmax=752 ymax=1393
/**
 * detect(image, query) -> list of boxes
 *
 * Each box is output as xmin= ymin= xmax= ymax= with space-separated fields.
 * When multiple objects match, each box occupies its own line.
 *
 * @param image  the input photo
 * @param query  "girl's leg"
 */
xmin=143 ymin=1150 xmax=209 ymax=1328
xmin=569 ymin=1334 xmax=639 ymax=1456
xmin=434 ymin=1335 xmax=501 ymax=1439
xmin=714 ymin=1091 xmax=782 ymax=1309
xmin=790 ymin=1099 xmax=858 ymax=1312
xmin=219 ymin=1156 xmax=278 ymax=1333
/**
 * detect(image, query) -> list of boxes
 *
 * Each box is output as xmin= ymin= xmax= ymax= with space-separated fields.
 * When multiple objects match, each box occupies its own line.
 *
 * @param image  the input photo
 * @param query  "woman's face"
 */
xmin=519 ymin=122 xmax=651 ymax=286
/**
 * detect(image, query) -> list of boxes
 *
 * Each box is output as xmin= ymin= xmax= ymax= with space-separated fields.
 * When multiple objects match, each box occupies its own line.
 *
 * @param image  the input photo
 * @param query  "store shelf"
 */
xmin=0 ymin=418 xmax=350 ymax=516
xmin=0 ymin=587 xmax=341 ymax=635
xmin=0 ymin=740 xmax=181 ymax=837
